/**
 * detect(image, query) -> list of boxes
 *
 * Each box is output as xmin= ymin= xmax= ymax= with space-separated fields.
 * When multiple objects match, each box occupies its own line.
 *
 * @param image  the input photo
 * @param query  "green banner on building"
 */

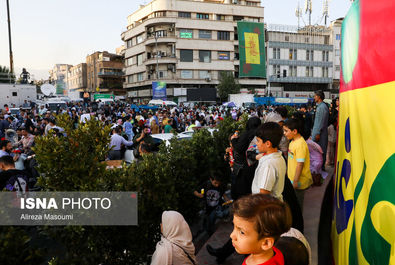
xmin=237 ymin=21 xmax=266 ymax=78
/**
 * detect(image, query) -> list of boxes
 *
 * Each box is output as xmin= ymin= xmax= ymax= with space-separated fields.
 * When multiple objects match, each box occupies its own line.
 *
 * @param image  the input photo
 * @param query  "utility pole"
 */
xmin=154 ymin=32 xmax=159 ymax=81
xmin=6 ymin=0 xmax=14 ymax=77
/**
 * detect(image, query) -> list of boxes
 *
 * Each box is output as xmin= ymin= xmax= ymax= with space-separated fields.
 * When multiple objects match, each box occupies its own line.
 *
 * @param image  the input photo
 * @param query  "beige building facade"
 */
xmin=330 ymin=18 xmax=343 ymax=93
xmin=65 ymin=63 xmax=87 ymax=99
xmin=49 ymin=64 xmax=73 ymax=95
xmin=122 ymin=0 xmax=265 ymax=102
xmin=86 ymin=51 xmax=124 ymax=95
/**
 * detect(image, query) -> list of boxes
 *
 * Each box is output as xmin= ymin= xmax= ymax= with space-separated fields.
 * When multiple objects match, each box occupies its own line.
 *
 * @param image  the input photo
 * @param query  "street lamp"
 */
xmin=153 ymin=31 xmax=160 ymax=81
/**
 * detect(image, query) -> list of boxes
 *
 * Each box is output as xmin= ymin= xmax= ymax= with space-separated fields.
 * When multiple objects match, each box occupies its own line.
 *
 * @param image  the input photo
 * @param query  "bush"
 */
xmin=0 ymin=113 xmax=248 ymax=264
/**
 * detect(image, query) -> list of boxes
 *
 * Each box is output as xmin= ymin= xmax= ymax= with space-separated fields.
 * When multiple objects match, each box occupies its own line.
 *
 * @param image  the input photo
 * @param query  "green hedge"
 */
xmin=0 ymin=114 xmax=247 ymax=264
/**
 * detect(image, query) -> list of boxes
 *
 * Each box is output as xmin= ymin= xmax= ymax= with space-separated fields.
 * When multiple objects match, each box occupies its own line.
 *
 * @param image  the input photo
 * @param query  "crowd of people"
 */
xmin=151 ymin=90 xmax=338 ymax=265
xmin=0 ymin=90 xmax=339 ymax=265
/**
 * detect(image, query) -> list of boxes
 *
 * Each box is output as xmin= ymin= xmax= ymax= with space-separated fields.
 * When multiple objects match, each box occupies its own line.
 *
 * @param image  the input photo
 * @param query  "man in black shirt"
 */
xmin=0 ymin=156 xmax=29 ymax=192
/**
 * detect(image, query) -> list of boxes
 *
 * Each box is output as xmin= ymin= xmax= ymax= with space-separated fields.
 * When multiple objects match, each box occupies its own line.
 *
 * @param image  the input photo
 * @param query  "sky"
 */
xmin=0 ymin=0 xmax=351 ymax=80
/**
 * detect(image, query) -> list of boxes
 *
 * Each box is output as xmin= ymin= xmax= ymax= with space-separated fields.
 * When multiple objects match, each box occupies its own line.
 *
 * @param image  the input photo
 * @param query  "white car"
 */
xmin=151 ymin=133 xmax=192 ymax=147
xmin=179 ymin=127 xmax=217 ymax=137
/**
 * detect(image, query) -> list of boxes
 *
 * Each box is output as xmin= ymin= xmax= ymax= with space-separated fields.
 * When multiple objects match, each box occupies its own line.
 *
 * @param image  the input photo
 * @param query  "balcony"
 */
xmin=98 ymin=71 xmax=124 ymax=77
xmin=268 ymin=76 xmax=332 ymax=84
xmin=145 ymin=56 xmax=177 ymax=65
xmin=145 ymin=35 xmax=176 ymax=46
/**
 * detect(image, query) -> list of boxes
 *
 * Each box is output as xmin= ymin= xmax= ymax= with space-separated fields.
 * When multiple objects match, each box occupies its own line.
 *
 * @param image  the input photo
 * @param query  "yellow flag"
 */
xmin=244 ymin=33 xmax=260 ymax=64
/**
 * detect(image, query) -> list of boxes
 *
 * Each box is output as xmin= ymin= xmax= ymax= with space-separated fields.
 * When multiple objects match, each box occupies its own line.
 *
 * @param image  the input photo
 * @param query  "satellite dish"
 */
xmin=41 ymin=84 xmax=56 ymax=96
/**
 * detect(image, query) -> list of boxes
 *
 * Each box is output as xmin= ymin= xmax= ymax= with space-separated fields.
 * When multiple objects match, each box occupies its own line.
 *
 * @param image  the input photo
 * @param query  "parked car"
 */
xmin=151 ymin=133 xmax=192 ymax=147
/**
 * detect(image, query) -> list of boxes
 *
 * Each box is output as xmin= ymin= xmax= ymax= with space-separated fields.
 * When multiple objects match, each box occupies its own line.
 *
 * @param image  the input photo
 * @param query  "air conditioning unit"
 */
xmin=205 ymin=77 xmax=211 ymax=82
xmin=161 ymin=51 xmax=167 ymax=57
xmin=168 ymin=27 xmax=174 ymax=32
xmin=148 ymin=27 xmax=154 ymax=33
xmin=232 ymin=0 xmax=238 ymax=4
xmin=149 ymin=65 xmax=154 ymax=70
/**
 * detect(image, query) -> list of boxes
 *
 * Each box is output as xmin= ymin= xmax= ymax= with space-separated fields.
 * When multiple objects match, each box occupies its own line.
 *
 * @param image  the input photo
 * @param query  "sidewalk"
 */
xmin=196 ymin=165 xmax=335 ymax=265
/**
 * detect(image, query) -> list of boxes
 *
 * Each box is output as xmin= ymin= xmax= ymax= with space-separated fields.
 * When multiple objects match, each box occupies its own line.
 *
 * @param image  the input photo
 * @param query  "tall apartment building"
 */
xmin=86 ymin=51 xmax=124 ymax=94
xmin=266 ymin=24 xmax=334 ymax=98
xmin=49 ymin=64 xmax=73 ymax=95
xmin=66 ymin=63 xmax=87 ymax=99
xmin=122 ymin=0 xmax=265 ymax=102
xmin=330 ymin=18 xmax=343 ymax=93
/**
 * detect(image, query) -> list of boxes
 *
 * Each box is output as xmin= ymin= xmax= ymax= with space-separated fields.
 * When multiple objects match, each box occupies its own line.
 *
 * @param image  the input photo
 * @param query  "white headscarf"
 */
xmin=281 ymin=228 xmax=312 ymax=265
xmin=151 ymin=211 xmax=196 ymax=265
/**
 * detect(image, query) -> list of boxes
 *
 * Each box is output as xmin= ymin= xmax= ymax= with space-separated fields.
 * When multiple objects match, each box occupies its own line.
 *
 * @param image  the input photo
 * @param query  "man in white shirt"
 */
xmin=80 ymin=110 xmax=91 ymax=123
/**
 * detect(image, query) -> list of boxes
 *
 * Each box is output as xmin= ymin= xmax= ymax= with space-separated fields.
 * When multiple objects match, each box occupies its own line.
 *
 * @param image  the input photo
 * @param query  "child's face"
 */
xmin=283 ymin=126 xmax=297 ymax=140
xmin=256 ymin=137 xmax=269 ymax=153
xmin=210 ymin=179 xmax=221 ymax=188
xmin=230 ymin=215 xmax=266 ymax=255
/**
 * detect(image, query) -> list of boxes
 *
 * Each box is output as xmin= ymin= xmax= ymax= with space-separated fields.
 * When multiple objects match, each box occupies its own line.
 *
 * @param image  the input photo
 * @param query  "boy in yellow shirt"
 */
xmin=283 ymin=118 xmax=313 ymax=211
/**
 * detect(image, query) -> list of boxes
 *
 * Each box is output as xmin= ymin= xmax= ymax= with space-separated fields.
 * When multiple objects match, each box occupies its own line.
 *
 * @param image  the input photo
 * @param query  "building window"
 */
xmin=324 ymin=36 xmax=330 ymax=45
xmin=306 ymin=66 xmax=313 ymax=77
xmin=217 ymin=31 xmax=230 ymax=40
xmin=233 ymin=16 xmax=243 ymax=21
xmin=154 ymin=11 xmax=166 ymax=17
xmin=322 ymin=67 xmax=328 ymax=77
xmin=273 ymin=48 xmax=280 ymax=59
xmin=273 ymin=65 xmax=280 ymax=77
xmin=218 ymin=51 xmax=230 ymax=60
xmin=335 ymin=49 xmax=340 ymax=56
xmin=199 ymin=70 xmax=210 ymax=79
xmin=197 ymin=13 xmax=209 ymax=20
xmin=137 ymin=54 xmax=143 ymax=65
xmin=217 ymin=14 xmax=225 ymax=20
xmin=306 ymin=50 xmax=313 ymax=61
xmin=155 ymin=30 xmax=167 ymax=38
xmin=246 ymin=1 xmax=258 ymax=6
xmin=180 ymin=49 xmax=193 ymax=62
xmin=285 ymin=36 xmax=289 ymax=41
xmin=199 ymin=50 xmax=211 ymax=62
xmin=335 ymin=66 xmax=340 ymax=71
xmin=336 ymin=34 xmax=341 ymax=40
xmin=128 ymin=75 xmax=133 ymax=83
xmin=179 ymin=29 xmax=193 ymax=38
xmin=12 ymin=92 xmax=17 ymax=96
xmin=178 ymin=12 xmax=191 ymax=18
xmin=181 ymin=70 xmax=193 ymax=79
xmin=137 ymin=73 xmax=144 ymax=81
xmin=126 ymin=39 xmax=132 ymax=48
xmin=289 ymin=49 xmax=297 ymax=60
xmin=290 ymin=66 xmax=297 ymax=77
xmin=322 ymin=51 xmax=329 ymax=61
xmin=199 ymin=30 xmax=211 ymax=39
xmin=136 ymin=34 xmax=143 ymax=44
xmin=305 ymin=37 xmax=309 ymax=43
xmin=126 ymin=57 xmax=133 ymax=66
xmin=159 ymin=71 xmax=167 ymax=78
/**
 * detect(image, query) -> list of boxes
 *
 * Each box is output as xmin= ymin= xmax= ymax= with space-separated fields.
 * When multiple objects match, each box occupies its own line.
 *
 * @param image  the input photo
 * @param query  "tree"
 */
xmin=217 ymin=71 xmax=241 ymax=102
xmin=0 ymin=65 xmax=15 ymax=83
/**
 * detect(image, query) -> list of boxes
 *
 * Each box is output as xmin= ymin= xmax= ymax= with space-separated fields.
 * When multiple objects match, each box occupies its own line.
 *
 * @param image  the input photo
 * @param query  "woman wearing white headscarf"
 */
xmin=151 ymin=211 xmax=197 ymax=265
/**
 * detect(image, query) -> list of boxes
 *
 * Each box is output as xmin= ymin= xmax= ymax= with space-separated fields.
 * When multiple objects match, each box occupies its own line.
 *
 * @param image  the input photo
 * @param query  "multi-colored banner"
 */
xmin=237 ymin=21 xmax=266 ymax=78
xmin=332 ymin=0 xmax=395 ymax=264
xmin=152 ymin=81 xmax=166 ymax=100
